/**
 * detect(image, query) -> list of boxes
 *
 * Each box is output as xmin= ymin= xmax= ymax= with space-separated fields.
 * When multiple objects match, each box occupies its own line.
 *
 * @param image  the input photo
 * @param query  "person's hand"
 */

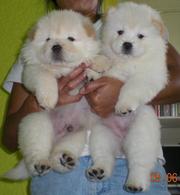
xmin=80 ymin=77 xmax=124 ymax=118
xmin=56 ymin=64 xmax=87 ymax=106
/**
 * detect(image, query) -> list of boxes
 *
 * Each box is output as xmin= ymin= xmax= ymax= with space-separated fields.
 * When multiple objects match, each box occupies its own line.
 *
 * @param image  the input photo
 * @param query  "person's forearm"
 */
xmin=2 ymin=109 xmax=28 ymax=152
xmin=2 ymin=95 xmax=41 ymax=152
xmin=151 ymin=43 xmax=180 ymax=105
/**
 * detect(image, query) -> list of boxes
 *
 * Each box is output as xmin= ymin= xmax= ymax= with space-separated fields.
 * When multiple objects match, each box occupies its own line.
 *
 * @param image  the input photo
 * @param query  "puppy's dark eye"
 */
xmin=137 ymin=34 xmax=144 ymax=39
xmin=68 ymin=37 xmax=75 ymax=41
xmin=117 ymin=30 xmax=124 ymax=35
xmin=46 ymin=37 xmax=50 ymax=42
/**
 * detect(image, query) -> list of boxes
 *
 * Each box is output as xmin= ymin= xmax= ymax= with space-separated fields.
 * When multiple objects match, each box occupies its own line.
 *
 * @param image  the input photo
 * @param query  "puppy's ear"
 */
xmin=83 ymin=18 xmax=96 ymax=38
xmin=152 ymin=19 xmax=169 ymax=41
xmin=102 ymin=7 xmax=116 ymax=23
xmin=150 ymin=9 xmax=169 ymax=41
xmin=28 ymin=25 xmax=37 ymax=41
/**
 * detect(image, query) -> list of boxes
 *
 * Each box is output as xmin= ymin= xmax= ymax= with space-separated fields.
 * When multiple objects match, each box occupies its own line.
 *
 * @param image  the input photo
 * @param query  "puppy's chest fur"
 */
xmin=40 ymin=63 xmax=75 ymax=78
xmin=110 ymin=56 xmax=154 ymax=81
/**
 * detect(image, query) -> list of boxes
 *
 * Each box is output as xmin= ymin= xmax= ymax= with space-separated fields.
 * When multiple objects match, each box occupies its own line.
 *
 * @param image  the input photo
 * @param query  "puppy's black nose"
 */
xmin=52 ymin=44 xmax=62 ymax=54
xmin=122 ymin=42 xmax=133 ymax=54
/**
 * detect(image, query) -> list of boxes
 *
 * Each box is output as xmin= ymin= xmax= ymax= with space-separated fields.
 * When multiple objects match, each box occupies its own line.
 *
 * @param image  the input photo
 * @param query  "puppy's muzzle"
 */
xmin=122 ymin=42 xmax=133 ymax=55
xmin=52 ymin=44 xmax=63 ymax=61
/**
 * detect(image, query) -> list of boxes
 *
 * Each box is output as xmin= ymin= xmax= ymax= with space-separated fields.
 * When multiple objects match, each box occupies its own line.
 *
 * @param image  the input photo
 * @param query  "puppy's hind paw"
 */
xmin=59 ymin=153 xmax=76 ymax=169
xmin=51 ymin=151 xmax=77 ymax=173
xmin=124 ymin=184 xmax=143 ymax=193
xmin=26 ymin=159 xmax=51 ymax=177
xmin=86 ymin=167 xmax=106 ymax=181
xmin=33 ymin=160 xmax=51 ymax=176
xmin=124 ymin=175 xmax=149 ymax=193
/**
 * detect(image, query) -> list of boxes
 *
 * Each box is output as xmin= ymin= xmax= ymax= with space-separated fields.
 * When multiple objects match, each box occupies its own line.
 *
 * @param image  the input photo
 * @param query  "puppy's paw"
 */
xmin=86 ymin=165 xmax=112 ymax=181
xmin=34 ymin=160 xmax=51 ymax=176
xmin=59 ymin=153 xmax=76 ymax=169
xmin=51 ymin=151 xmax=77 ymax=173
xmin=124 ymin=170 xmax=150 ymax=192
xmin=36 ymin=88 xmax=58 ymax=109
xmin=86 ymin=69 xmax=101 ymax=81
xmin=86 ymin=167 xmax=106 ymax=181
xmin=91 ymin=55 xmax=111 ymax=73
xmin=115 ymin=97 xmax=139 ymax=116
xmin=27 ymin=159 xmax=51 ymax=176
xmin=124 ymin=184 xmax=143 ymax=193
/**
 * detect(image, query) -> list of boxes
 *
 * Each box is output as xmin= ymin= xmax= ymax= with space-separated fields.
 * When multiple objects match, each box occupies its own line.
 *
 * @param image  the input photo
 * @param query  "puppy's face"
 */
xmin=102 ymin=2 xmax=167 ymax=60
xmin=24 ymin=10 xmax=99 ymax=67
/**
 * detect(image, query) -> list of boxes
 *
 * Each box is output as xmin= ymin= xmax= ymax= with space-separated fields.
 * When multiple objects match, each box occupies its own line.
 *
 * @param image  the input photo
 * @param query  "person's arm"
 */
xmin=81 ymin=43 xmax=180 ymax=118
xmin=2 ymin=65 xmax=86 ymax=152
xmin=55 ymin=0 xmax=99 ymax=22
xmin=151 ymin=43 xmax=180 ymax=105
xmin=2 ymin=83 xmax=41 ymax=152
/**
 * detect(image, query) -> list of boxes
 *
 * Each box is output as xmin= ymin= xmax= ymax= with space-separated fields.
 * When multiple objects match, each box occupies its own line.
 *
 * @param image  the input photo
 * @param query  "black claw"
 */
xmin=92 ymin=169 xmax=98 ymax=175
xmin=68 ymin=162 xmax=75 ymax=166
xmin=62 ymin=153 xmax=67 ymax=159
xmin=67 ymin=157 xmax=73 ymax=162
xmin=97 ymin=175 xmax=104 ymax=180
xmin=87 ymin=171 xmax=94 ymax=177
xmin=100 ymin=169 xmax=104 ymax=174
xmin=41 ymin=165 xmax=45 ymax=170
xmin=60 ymin=158 xmax=66 ymax=166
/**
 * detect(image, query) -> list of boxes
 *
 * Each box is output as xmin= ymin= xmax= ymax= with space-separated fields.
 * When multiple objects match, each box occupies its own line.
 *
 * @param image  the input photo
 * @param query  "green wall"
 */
xmin=0 ymin=1 xmax=47 ymax=194
xmin=0 ymin=0 xmax=179 ymax=194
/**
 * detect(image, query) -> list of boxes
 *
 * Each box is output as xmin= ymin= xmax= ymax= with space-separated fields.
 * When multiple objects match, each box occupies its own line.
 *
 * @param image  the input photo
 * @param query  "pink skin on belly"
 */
xmin=50 ymin=106 xmax=83 ymax=137
xmin=49 ymin=98 xmax=133 ymax=141
xmin=103 ymin=114 xmax=135 ymax=140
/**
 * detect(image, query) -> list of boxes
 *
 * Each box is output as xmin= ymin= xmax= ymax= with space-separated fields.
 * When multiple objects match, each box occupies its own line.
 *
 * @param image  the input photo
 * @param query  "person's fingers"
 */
xmin=68 ymin=63 xmax=86 ymax=80
xmin=58 ymin=64 xmax=86 ymax=91
xmin=80 ymin=79 xmax=106 ymax=94
xmin=58 ymin=76 xmax=70 ymax=91
xmin=59 ymin=94 xmax=83 ymax=105
xmin=63 ymin=71 xmax=86 ymax=92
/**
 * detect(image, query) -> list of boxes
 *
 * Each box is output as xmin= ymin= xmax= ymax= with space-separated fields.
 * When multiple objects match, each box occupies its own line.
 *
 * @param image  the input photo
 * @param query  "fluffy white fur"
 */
xmin=4 ymin=3 xmax=168 ymax=193
xmin=100 ymin=2 xmax=168 ymax=192
xmin=22 ymin=10 xmax=101 ymax=109
xmin=3 ymin=10 xmax=111 ymax=180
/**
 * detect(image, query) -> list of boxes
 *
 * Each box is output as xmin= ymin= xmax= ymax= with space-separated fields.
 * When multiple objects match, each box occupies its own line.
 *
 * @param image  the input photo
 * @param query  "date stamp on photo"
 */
xmin=151 ymin=172 xmax=180 ymax=183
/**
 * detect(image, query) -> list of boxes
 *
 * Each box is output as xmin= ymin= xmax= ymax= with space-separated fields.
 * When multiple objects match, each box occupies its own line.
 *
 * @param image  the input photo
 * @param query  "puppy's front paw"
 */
xmin=91 ymin=55 xmax=111 ymax=73
xmin=51 ymin=151 xmax=77 ymax=173
xmin=36 ymin=88 xmax=58 ymax=109
xmin=86 ymin=69 xmax=101 ymax=81
xmin=115 ymin=97 xmax=139 ymax=116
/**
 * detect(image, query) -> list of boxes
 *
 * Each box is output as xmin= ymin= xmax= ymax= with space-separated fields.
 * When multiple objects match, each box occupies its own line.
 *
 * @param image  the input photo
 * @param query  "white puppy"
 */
xmin=100 ymin=2 xmax=168 ymax=192
xmin=3 ymin=10 xmax=112 ymax=180
xmin=22 ymin=10 xmax=101 ymax=109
